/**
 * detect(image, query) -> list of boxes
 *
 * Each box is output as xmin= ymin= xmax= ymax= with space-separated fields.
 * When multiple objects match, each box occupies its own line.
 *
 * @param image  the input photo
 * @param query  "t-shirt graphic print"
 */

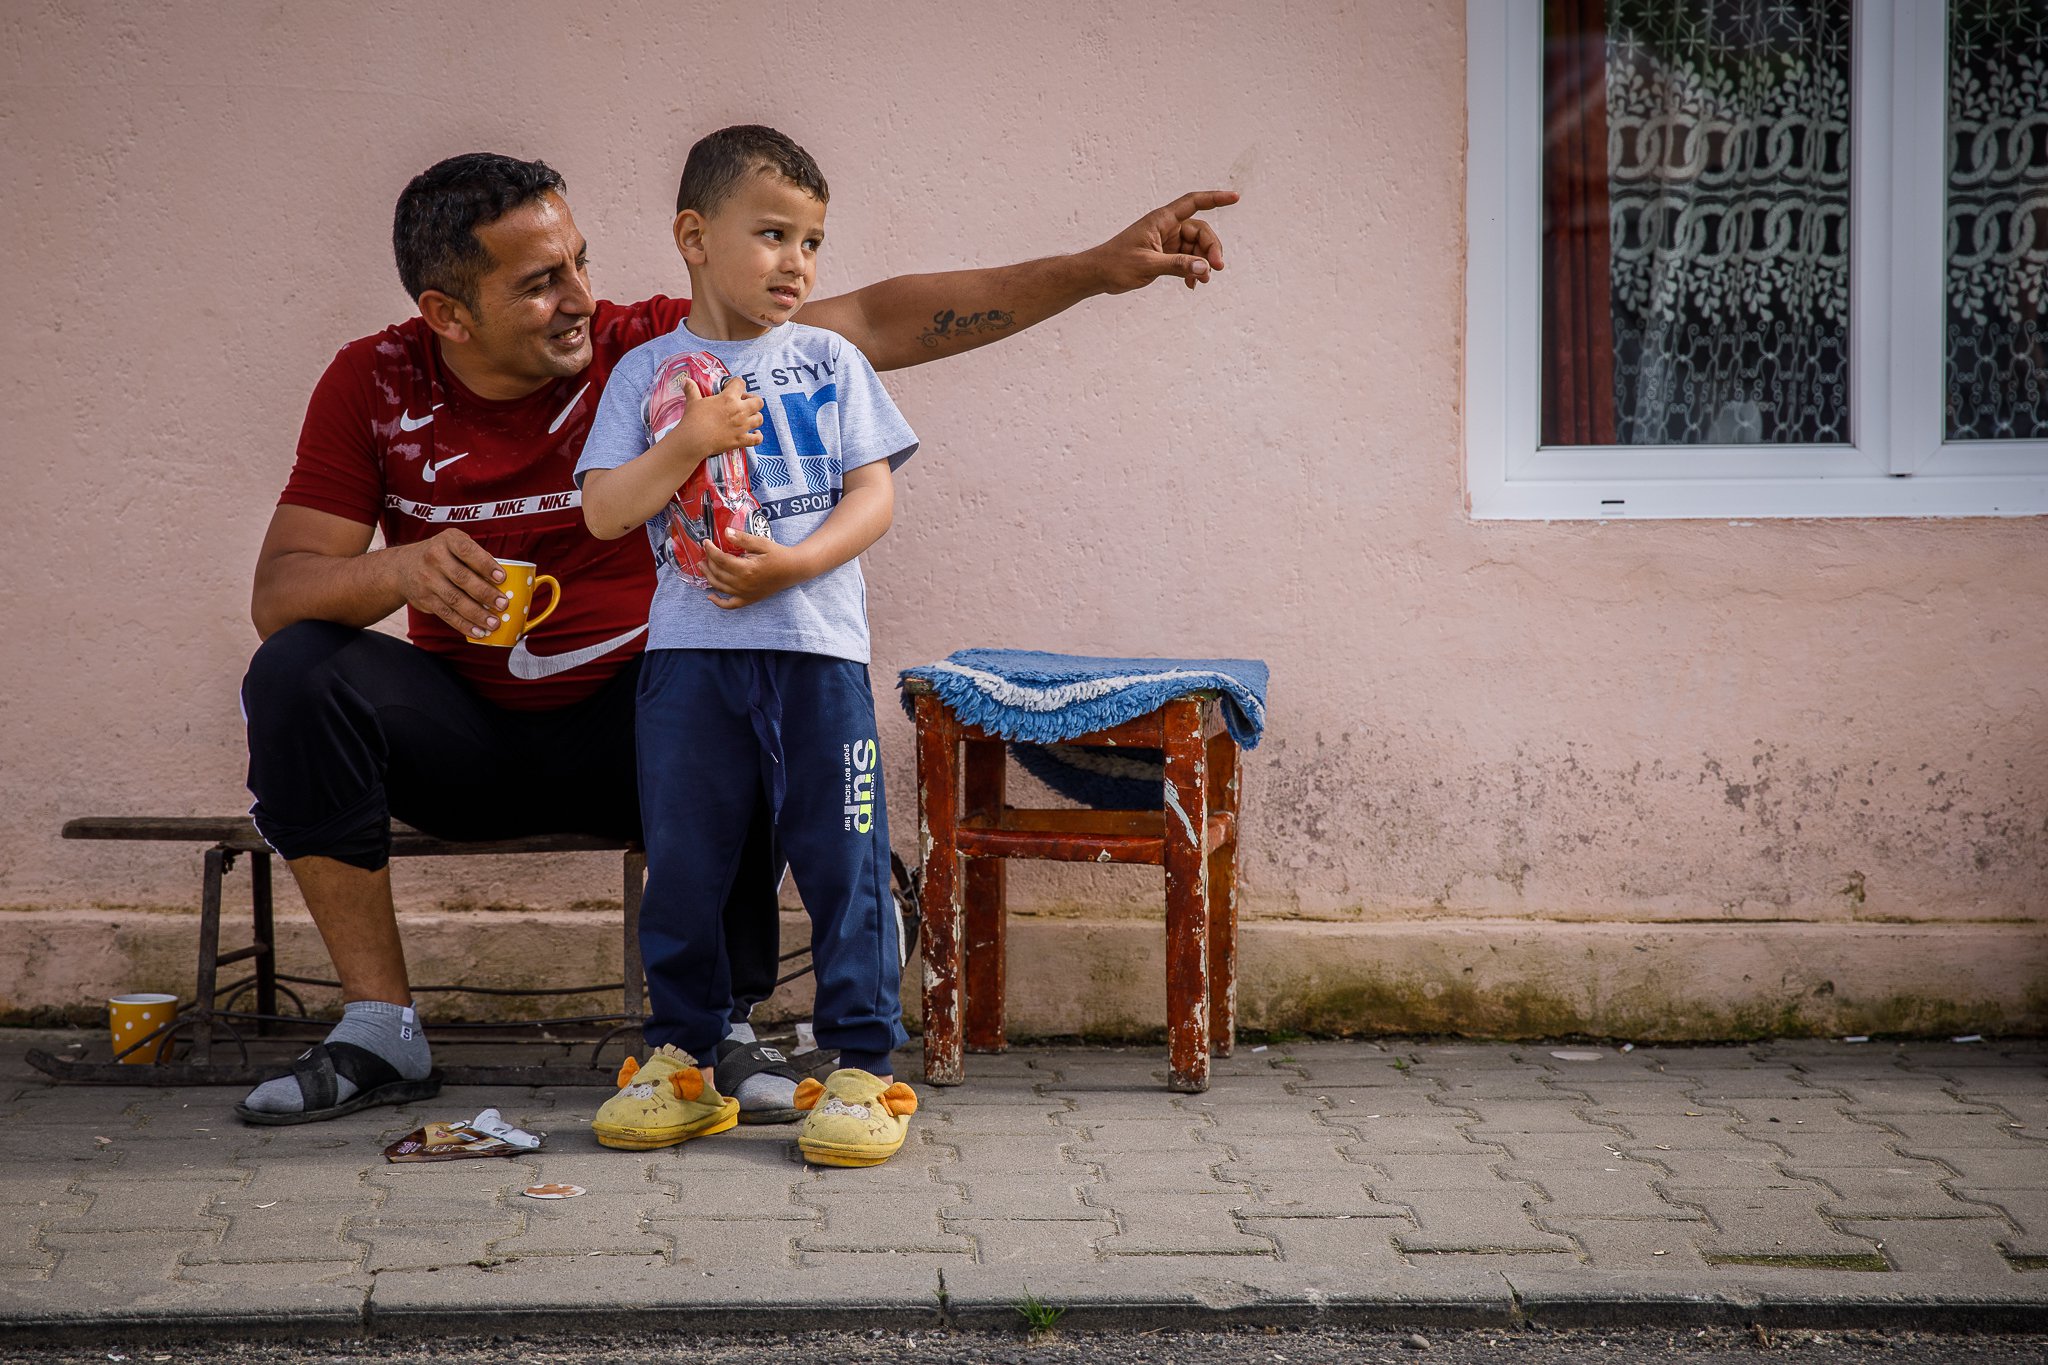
xmin=575 ymin=320 xmax=917 ymax=665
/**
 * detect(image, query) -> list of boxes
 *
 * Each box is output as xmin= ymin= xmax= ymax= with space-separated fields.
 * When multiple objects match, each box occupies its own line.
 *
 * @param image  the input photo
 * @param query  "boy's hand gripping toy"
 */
xmin=645 ymin=350 xmax=770 ymax=588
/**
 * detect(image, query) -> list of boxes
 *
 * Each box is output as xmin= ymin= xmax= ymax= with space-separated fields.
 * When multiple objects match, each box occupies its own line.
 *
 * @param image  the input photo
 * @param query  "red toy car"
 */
xmin=645 ymin=350 xmax=769 ymax=588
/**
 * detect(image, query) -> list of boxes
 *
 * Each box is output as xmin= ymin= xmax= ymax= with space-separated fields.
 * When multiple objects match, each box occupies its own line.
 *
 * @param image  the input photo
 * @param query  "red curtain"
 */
xmin=1541 ymin=0 xmax=1617 ymax=446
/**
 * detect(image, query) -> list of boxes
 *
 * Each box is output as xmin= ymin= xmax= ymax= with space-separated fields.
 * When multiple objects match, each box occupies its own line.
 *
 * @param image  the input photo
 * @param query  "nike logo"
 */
xmin=397 ymin=407 xmax=440 ymax=432
xmin=548 ymin=382 xmax=592 ymax=435
xmin=507 ymin=624 xmax=647 ymax=679
xmin=420 ymin=452 xmax=469 ymax=483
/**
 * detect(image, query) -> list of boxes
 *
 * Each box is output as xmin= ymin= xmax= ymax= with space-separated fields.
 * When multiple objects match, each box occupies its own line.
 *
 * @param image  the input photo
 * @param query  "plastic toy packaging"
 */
xmin=645 ymin=350 xmax=770 ymax=588
xmin=381 ymin=1108 xmax=544 ymax=1163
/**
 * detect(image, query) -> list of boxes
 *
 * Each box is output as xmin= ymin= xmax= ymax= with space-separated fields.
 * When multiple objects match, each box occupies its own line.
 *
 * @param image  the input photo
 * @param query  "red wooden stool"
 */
xmin=906 ymin=682 xmax=1243 ymax=1092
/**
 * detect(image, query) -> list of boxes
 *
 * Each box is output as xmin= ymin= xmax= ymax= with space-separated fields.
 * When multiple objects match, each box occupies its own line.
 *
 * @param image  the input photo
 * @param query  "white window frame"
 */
xmin=1466 ymin=0 xmax=2048 ymax=519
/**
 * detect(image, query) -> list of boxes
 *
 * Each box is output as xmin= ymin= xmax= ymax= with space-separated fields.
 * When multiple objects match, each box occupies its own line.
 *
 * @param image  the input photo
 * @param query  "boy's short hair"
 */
xmin=676 ymin=125 xmax=829 ymax=217
xmin=394 ymin=152 xmax=567 ymax=309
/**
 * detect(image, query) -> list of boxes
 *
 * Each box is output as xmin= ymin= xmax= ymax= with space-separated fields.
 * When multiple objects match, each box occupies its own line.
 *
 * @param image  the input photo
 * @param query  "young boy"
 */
xmin=576 ymin=126 xmax=920 ymax=1166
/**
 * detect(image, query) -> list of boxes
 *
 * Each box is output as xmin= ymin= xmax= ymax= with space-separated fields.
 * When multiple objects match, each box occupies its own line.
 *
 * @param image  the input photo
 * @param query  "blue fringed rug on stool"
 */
xmin=898 ymin=650 xmax=1270 ymax=810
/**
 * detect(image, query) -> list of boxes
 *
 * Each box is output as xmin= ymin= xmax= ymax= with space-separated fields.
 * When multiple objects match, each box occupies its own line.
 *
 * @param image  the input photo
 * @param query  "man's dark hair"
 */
xmin=676 ymin=125 xmax=828 ymax=217
xmin=393 ymin=153 xmax=567 ymax=309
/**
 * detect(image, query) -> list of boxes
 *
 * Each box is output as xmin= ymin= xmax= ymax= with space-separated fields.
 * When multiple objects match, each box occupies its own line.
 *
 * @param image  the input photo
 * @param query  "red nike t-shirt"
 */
xmin=279 ymin=296 xmax=689 ymax=710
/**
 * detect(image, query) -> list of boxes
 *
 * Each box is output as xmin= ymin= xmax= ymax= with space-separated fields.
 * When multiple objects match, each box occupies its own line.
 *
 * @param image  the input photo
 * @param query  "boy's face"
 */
xmin=674 ymin=168 xmax=826 ymax=337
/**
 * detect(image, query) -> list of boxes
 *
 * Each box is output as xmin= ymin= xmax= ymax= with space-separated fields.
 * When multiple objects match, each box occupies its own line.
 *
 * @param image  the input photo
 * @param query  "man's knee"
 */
xmin=242 ymin=620 xmax=363 ymax=728
xmin=244 ymin=621 xmax=392 ymax=870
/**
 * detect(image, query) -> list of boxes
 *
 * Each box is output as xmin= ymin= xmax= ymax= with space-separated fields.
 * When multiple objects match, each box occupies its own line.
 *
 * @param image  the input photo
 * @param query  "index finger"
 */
xmin=1156 ymin=189 xmax=1240 ymax=223
xmin=448 ymin=537 xmax=504 ymax=582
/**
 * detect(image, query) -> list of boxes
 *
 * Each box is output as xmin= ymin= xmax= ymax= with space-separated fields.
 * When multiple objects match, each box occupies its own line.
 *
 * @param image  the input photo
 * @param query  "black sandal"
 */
xmin=233 ymin=1041 xmax=442 ymax=1126
xmin=716 ymin=1037 xmax=839 ymax=1125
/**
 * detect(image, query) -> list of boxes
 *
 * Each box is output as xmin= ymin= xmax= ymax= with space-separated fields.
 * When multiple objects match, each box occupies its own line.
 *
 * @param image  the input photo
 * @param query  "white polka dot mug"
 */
xmin=467 ymin=559 xmax=561 ymax=648
xmin=108 ymin=992 xmax=178 ymax=1064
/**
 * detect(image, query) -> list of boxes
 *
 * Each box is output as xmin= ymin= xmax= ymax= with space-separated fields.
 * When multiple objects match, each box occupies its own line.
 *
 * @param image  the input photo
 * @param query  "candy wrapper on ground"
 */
xmin=382 ymin=1107 xmax=545 ymax=1162
xmin=646 ymin=350 xmax=770 ymax=588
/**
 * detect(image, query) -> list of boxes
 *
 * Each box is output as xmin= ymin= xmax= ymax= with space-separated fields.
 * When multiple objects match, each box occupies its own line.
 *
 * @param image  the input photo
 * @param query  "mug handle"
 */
xmin=522 ymin=575 xmax=562 ymax=634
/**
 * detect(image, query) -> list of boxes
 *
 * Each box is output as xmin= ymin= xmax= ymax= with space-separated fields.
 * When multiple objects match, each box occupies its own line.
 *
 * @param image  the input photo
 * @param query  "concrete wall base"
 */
xmin=2 ymin=909 xmax=2040 ymax=1039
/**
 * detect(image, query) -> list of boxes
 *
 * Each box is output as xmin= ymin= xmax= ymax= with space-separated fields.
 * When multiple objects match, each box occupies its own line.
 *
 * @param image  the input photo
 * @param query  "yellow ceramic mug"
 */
xmin=108 ymin=992 xmax=178 ymax=1064
xmin=470 ymin=559 xmax=561 ymax=648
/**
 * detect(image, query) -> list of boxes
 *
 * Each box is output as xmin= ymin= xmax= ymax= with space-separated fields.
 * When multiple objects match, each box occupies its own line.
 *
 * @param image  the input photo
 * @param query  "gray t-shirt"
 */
xmin=575 ymin=319 xmax=917 ymax=663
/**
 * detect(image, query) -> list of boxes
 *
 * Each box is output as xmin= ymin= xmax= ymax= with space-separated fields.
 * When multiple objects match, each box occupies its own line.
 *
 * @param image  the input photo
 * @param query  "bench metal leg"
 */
xmin=622 ymin=848 xmax=646 ymax=1026
xmin=191 ymin=846 xmax=227 ymax=1068
xmin=251 ymin=850 xmax=278 ymax=1032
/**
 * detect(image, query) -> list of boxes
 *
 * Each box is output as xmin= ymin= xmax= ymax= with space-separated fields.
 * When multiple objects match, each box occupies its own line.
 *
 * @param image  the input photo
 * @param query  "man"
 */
xmin=238 ymin=151 xmax=1234 ymax=1124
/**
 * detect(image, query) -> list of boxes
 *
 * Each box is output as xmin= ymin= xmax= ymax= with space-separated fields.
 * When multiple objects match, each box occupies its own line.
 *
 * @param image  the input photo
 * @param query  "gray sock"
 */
xmin=724 ymin=1021 xmax=798 ymax=1113
xmin=241 ymin=1001 xmax=431 ymax=1115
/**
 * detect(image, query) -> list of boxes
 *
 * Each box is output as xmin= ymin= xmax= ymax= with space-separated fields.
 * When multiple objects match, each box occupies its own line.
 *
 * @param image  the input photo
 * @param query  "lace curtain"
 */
xmin=1544 ymin=0 xmax=1853 ymax=446
xmin=1946 ymin=1 xmax=2048 ymax=442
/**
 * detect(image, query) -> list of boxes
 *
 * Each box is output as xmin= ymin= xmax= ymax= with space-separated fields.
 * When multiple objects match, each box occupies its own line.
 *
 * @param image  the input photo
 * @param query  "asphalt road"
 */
xmin=2 ymin=1327 xmax=2045 ymax=1364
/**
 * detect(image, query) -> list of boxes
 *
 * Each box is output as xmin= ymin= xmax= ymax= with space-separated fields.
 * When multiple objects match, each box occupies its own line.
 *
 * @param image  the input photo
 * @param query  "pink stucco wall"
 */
xmin=3 ymin=3 xmax=2043 ymax=1029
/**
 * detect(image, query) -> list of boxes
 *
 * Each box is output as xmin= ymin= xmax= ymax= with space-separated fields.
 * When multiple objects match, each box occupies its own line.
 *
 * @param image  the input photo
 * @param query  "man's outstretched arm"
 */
xmin=796 ymin=190 xmax=1238 ymax=372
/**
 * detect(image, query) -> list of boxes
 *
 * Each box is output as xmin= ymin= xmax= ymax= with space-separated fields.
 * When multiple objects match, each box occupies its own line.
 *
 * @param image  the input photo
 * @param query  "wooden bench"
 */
xmin=27 ymin=817 xmax=649 ymax=1086
xmin=907 ymin=683 xmax=1243 ymax=1093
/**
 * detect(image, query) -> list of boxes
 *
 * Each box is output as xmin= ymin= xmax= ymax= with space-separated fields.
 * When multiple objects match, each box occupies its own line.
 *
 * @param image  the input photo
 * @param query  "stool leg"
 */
xmin=914 ymin=694 xmax=965 ymax=1085
xmin=962 ymin=737 xmax=1008 ymax=1053
xmin=1207 ymin=731 xmax=1240 ymax=1057
xmin=1162 ymin=697 xmax=1211 ymax=1093
xmin=251 ymin=850 xmax=278 ymax=1033
xmin=622 ymin=849 xmax=647 ymax=1024
xmin=191 ymin=846 xmax=227 ymax=1068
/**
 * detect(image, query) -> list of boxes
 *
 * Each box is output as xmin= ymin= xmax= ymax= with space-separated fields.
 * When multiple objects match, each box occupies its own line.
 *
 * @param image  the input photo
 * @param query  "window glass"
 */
xmin=1945 ymin=0 xmax=2048 ymax=442
xmin=1542 ymin=0 xmax=1853 ymax=447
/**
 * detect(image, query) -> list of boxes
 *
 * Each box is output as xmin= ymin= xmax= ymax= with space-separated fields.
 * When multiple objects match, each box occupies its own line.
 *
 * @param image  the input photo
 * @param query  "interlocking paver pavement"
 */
xmin=1837 ymin=1217 xmax=2018 ymax=1276
xmin=1785 ymin=1161 xmax=1997 ymax=1219
xmin=489 ymin=1190 xmax=672 ymax=1257
xmin=3 ymin=1029 xmax=2045 ymax=1335
xmin=1501 ymin=1161 xmax=1704 ymax=1221
xmin=933 ymin=1133 xmax=1098 ymax=1220
xmin=1912 ymin=1147 xmax=2048 ymax=1188
xmin=797 ymin=1183 xmax=975 ymax=1255
xmin=1388 ymin=1179 xmax=1575 ymax=1254
xmin=1971 ymin=1188 xmax=2048 ymax=1256
xmin=347 ymin=1215 xmax=523 ymax=1272
xmin=1665 ymin=1184 xmax=1886 ymax=1259
xmin=196 ymin=1202 xmax=362 ymax=1264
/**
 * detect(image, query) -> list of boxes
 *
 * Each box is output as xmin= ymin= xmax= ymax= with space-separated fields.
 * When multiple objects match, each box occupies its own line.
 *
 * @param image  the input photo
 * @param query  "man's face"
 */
xmin=457 ymin=191 xmax=595 ymax=390
xmin=682 ymin=170 xmax=825 ymax=337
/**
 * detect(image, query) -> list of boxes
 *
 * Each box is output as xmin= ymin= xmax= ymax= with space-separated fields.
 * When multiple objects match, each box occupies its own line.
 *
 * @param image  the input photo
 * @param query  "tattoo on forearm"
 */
xmin=918 ymin=307 xmax=1016 ymax=349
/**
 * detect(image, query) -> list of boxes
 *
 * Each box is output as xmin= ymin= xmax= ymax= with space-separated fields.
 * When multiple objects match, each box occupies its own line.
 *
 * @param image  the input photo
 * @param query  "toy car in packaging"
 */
xmin=645 ymin=350 xmax=770 ymax=588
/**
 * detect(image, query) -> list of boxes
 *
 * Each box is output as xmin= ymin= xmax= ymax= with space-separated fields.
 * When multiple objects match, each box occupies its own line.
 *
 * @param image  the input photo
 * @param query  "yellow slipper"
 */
xmin=591 ymin=1044 xmax=739 ymax=1150
xmin=792 ymin=1068 xmax=918 ymax=1167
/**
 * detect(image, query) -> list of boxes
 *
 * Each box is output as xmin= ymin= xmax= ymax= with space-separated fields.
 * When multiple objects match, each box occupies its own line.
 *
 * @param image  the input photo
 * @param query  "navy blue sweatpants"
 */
xmin=636 ymin=648 xmax=907 ymax=1073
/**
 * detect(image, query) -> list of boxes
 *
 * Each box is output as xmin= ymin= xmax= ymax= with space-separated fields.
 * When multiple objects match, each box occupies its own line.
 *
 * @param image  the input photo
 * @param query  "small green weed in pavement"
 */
xmin=1014 ymin=1287 xmax=1066 ymax=1334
